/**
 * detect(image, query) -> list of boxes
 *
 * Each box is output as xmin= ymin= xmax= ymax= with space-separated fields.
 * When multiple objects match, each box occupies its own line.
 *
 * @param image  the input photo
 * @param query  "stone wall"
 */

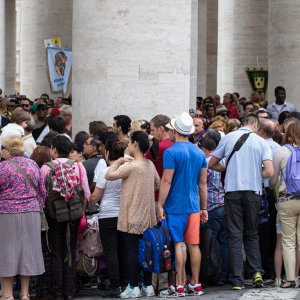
xmin=72 ymin=0 xmax=199 ymax=132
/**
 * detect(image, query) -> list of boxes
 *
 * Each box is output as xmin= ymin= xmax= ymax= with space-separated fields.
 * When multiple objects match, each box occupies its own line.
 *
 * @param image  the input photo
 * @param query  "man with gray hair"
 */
xmin=59 ymin=105 xmax=72 ymax=137
xmin=256 ymin=118 xmax=280 ymax=279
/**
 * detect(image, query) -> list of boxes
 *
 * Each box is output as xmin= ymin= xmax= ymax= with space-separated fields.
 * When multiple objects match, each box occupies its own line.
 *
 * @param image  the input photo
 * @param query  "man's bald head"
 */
xmin=258 ymin=118 xmax=276 ymax=139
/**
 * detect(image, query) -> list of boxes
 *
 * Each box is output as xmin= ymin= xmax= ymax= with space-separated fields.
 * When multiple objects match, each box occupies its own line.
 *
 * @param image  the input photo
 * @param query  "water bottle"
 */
xmin=163 ymin=245 xmax=172 ymax=271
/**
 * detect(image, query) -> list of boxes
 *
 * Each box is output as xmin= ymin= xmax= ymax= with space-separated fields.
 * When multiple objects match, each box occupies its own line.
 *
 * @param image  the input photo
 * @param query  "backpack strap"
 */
xmin=284 ymin=144 xmax=294 ymax=152
xmin=66 ymin=159 xmax=76 ymax=167
xmin=226 ymin=132 xmax=251 ymax=167
xmin=46 ymin=161 xmax=57 ymax=171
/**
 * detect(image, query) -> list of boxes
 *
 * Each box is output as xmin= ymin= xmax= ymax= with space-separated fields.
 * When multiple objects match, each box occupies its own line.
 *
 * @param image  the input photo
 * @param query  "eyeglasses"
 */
xmin=21 ymin=104 xmax=30 ymax=108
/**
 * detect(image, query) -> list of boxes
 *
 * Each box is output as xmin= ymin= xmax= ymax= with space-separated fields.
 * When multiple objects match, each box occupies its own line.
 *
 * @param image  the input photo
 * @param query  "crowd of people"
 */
xmin=0 ymin=85 xmax=299 ymax=300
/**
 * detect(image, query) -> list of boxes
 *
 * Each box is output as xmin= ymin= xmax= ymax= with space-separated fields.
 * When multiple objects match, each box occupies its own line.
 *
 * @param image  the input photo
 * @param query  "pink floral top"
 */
xmin=0 ymin=156 xmax=46 ymax=214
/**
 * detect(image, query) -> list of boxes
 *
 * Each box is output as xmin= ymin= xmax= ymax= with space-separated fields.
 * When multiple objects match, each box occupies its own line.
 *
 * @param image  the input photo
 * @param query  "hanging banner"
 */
xmin=245 ymin=68 xmax=268 ymax=94
xmin=47 ymin=47 xmax=72 ymax=94
xmin=44 ymin=37 xmax=61 ymax=48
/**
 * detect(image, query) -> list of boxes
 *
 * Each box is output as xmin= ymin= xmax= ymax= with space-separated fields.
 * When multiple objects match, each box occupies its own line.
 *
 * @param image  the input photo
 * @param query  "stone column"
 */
xmin=0 ymin=0 xmax=4 ymax=92
xmin=268 ymin=0 xmax=300 ymax=109
xmin=5 ymin=0 xmax=16 ymax=95
xmin=232 ymin=0 xmax=268 ymax=98
xmin=20 ymin=0 xmax=72 ymax=99
xmin=206 ymin=0 xmax=218 ymax=97
xmin=218 ymin=0 xmax=268 ymax=98
xmin=72 ymin=0 xmax=199 ymax=133
xmin=0 ymin=0 xmax=16 ymax=96
xmin=197 ymin=0 xmax=207 ymax=99
xmin=217 ymin=0 xmax=234 ymax=97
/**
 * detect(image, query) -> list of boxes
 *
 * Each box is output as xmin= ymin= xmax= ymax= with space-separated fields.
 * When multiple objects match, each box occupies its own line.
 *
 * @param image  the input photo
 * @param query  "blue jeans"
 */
xmin=204 ymin=206 xmax=228 ymax=282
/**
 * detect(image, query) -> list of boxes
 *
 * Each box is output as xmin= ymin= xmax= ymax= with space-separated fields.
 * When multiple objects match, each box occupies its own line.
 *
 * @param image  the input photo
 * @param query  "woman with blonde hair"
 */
xmin=269 ymin=122 xmax=300 ymax=288
xmin=130 ymin=120 xmax=145 ymax=133
xmin=210 ymin=119 xmax=226 ymax=138
xmin=0 ymin=136 xmax=46 ymax=300
xmin=225 ymin=119 xmax=241 ymax=134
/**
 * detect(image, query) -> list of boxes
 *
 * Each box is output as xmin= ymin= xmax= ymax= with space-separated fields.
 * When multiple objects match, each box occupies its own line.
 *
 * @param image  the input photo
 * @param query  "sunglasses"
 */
xmin=221 ymin=113 xmax=229 ymax=117
xmin=37 ymin=106 xmax=48 ymax=111
xmin=21 ymin=104 xmax=30 ymax=108
xmin=7 ymin=105 xmax=15 ymax=108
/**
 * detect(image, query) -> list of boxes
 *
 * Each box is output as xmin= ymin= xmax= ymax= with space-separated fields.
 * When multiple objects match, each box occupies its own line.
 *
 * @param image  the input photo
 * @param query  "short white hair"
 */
xmin=60 ymin=105 xmax=72 ymax=116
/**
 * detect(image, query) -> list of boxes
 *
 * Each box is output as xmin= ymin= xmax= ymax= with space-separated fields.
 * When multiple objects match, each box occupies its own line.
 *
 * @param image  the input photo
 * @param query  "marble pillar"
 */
xmin=217 ymin=0 xmax=234 ymax=97
xmin=0 ymin=0 xmax=16 ymax=96
xmin=206 ymin=0 xmax=218 ymax=97
xmin=197 ymin=0 xmax=207 ymax=99
xmin=5 ymin=0 xmax=16 ymax=95
xmin=218 ymin=0 xmax=268 ymax=99
xmin=20 ymin=0 xmax=72 ymax=99
xmin=268 ymin=0 xmax=300 ymax=109
xmin=72 ymin=0 xmax=199 ymax=133
xmin=0 ymin=0 xmax=4 ymax=92
xmin=232 ymin=0 xmax=268 ymax=99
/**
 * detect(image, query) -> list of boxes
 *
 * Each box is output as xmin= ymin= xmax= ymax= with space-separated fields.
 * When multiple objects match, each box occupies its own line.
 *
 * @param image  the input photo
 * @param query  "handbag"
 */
xmin=8 ymin=159 xmax=49 ymax=231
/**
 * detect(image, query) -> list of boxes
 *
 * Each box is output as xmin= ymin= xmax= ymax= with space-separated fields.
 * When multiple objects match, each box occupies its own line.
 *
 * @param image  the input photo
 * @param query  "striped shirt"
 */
xmin=207 ymin=155 xmax=225 ymax=211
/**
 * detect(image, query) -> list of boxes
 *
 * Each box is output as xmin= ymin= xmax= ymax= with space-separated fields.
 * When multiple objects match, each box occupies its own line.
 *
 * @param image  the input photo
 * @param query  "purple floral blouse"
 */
xmin=0 ymin=156 xmax=46 ymax=214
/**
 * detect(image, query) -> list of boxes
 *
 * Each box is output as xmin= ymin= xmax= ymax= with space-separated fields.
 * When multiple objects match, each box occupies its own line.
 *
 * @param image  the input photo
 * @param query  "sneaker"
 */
xmin=253 ymin=272 xmax=264 ymax=288
xmin=185 ymin=282 xmax=204 ymax=296
xmin=120 ymin=284 xmax=141 ymax=299
xmin=232 ymin=285 xmax=245 ymax=290
xmin=159 ymin=285 xmax=185 ymax=297
xmin=141 ymin=285 xmax=155 ymax=297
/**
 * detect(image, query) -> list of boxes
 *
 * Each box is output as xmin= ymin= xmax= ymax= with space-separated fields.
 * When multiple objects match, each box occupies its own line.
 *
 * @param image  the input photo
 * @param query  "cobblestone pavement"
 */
xmin=76 ymin=285 xmax=300 ymax=300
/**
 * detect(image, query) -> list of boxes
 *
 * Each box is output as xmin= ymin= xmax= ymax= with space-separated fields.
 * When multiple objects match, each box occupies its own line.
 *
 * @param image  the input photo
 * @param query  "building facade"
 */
xmin=0 ymin=0 xmax=299 ymax=131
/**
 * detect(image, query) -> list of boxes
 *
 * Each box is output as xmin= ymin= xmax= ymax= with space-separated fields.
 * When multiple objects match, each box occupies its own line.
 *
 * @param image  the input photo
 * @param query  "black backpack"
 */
xmin=199 ymin=228 xmax=222 ymax=281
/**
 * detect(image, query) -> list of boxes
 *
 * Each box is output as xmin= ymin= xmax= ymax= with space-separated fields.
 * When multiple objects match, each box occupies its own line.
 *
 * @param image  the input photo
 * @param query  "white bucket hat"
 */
xmin=166 ymin=112 xmax=195 ymax=135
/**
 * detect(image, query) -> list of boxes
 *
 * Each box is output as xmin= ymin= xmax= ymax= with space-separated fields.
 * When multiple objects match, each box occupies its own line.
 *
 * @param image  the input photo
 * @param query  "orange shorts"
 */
xmin=184 ymin=212 xmax=200 ymax=245
xmin=167 ymin=212 xmax=200 ymax=244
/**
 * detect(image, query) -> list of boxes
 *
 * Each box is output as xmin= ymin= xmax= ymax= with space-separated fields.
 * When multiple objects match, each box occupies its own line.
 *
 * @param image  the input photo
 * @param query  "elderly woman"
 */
xmin=0 ymin=136 xmax=46 ymax=300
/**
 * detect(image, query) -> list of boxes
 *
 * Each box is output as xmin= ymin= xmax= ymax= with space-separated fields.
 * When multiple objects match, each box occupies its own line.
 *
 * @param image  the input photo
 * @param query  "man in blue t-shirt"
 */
xmin=157 ymin=112 xmax=208 ymax=297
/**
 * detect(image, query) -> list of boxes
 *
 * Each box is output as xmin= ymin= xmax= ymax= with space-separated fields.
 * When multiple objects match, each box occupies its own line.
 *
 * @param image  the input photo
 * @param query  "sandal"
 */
xmin=1 ymin=296 xmax=14 ymax=300
xmin=20 ymin=295 xmax=30 ymax=300
xmin=280 ymin=280 xmax=296 ymax=288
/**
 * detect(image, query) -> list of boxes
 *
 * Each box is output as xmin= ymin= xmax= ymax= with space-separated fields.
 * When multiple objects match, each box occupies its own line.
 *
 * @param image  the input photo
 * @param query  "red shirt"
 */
xmin=145 ymin=138 xmax=174 ymax=200
xmin=227 ymin=104 xmax=240 ymax=119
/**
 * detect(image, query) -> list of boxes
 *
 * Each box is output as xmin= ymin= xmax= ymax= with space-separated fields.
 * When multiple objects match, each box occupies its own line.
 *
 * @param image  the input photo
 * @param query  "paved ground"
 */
xmin=76 ymin=285 xmax=300 ymax=300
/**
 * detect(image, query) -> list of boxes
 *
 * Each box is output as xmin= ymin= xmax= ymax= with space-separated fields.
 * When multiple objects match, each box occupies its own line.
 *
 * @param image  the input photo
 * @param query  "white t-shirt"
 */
xmin=96 ymin=166 xmax=121 ymax=219
xmin=93 ymin=158 xmax=107 ymax=182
